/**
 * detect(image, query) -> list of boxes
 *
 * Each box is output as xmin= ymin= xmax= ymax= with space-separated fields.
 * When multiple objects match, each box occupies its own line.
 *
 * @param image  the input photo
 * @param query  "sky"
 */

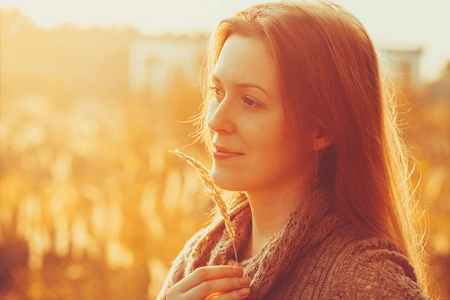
xmin=2 ymin=0 xmax=450 ymax=80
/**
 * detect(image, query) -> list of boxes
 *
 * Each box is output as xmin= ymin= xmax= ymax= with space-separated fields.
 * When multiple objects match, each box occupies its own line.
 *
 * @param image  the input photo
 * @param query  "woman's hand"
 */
xmin=166 ymin=266 xmax=251 ymax=300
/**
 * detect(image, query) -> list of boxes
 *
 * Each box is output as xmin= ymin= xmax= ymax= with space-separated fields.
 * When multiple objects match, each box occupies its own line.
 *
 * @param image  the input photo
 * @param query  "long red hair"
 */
xmin=198 ymin=0 xmax=428 ymax=293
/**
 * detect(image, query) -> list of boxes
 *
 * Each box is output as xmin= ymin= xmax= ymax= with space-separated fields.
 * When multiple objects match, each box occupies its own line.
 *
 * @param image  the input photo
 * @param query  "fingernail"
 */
xmin=239 ymin=277 xmax=251 ymax=285
xmin=233 ymin=268 xmax=243 ymax=275
xmin=239 ymin=287 xmax=250 ymax=296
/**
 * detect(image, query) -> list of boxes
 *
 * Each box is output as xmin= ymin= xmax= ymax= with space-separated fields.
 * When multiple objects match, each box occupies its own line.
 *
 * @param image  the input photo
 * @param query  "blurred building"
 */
xmin=426 ymin=62 xmax=450 ymax=102
xmin=128 ymin=38 xmax=424 ymax=98
xmin=128 ymin=37 xmax=205 ymax=101
xmin=378 ymin=46 xmax=423 ymax=90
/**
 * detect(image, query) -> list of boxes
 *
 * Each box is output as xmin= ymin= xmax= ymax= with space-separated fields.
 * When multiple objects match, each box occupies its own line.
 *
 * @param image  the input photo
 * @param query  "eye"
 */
xmin=243 ymin=97 xmax=259 ymax=108
xmin=210 ymin=85 xmax=224 ymax=100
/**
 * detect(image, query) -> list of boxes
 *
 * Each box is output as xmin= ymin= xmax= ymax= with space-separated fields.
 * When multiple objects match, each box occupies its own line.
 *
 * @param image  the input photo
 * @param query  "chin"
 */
xmin=210 ymin=169 xmax=244 ymax=192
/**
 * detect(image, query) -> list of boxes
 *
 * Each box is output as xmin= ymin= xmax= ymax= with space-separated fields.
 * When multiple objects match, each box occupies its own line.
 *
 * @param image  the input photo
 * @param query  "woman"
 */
xmin=158 ymin=1 xmax=430 ymax=299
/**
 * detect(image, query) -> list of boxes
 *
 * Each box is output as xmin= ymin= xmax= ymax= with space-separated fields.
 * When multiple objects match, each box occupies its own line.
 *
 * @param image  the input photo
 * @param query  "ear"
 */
xmin=312 ymin=126 xmax=333 ymax=150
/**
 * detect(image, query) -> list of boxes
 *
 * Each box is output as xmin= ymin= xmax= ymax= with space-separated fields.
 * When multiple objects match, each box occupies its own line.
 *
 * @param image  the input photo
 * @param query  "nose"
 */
xmin=207 ymin=97 xmax=235 ymax=134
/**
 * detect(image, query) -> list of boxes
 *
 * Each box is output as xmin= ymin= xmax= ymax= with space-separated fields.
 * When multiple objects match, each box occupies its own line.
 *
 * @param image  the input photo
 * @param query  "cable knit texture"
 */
xmin=157 ymin=190 xmax=429 ymax=299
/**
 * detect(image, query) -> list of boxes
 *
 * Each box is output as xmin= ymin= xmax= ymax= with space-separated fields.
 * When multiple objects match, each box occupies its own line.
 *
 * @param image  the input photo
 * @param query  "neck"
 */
xmin=240 ymin=181 xmax=308 ymax=260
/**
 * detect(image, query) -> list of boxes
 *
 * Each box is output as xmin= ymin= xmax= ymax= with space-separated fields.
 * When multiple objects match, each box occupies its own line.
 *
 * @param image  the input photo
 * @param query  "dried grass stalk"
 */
xmin=170 ymin=149 xmax=239 ymax=265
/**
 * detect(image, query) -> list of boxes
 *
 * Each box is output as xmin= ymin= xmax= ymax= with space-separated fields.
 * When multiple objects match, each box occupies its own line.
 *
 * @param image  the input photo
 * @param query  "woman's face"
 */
xmin=207 ymin=34 xmax=303 ymax=193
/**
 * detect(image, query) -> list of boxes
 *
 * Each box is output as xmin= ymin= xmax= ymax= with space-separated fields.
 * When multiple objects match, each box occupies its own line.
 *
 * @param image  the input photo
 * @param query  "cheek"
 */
xmin=264 ymin=119 xmax=290 ymax=148
xmin=266 ymin=122 xmax=297 ymax=165
xmin=244 ymin=117 xmax=292 ymax=163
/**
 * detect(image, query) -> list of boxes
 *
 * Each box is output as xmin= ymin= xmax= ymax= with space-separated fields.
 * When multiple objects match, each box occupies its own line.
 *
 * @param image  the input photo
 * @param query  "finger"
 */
xmin=176 ymin=266 xmax=245 ymax=293
xmin=183 ymin=276 xmax=251 ymax=300
xmin=213 ymin=287 xmax=251 ymax=300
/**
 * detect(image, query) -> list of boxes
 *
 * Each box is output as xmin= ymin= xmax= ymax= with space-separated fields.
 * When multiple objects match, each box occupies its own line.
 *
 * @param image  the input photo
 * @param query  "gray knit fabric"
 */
xmin=157 ymin=192 xmax=429 ymax=299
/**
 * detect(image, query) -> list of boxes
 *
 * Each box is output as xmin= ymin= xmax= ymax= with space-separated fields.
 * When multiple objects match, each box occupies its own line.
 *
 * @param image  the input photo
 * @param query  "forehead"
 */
xmin=211 ymin=35 xmax=280 ymax=93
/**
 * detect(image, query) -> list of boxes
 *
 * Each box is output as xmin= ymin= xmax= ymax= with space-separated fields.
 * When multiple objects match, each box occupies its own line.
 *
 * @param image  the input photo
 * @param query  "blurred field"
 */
xmin=1 ymin=9 xmax=449 ymax=300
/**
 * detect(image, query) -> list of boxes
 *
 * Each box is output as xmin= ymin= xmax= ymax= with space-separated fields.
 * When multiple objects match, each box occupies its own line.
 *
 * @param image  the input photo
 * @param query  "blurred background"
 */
xmin=0 ymin=0 xmax=449 ymax=299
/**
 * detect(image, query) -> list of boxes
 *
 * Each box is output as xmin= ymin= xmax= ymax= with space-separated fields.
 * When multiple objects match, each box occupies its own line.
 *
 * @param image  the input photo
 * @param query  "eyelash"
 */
xmin=210 ymin=86 xmax=224 ymax=99
xmin=243 ymin=97 xmax=259 ymax=108
xmin=210 ymin=85 xmax=261 ymax=108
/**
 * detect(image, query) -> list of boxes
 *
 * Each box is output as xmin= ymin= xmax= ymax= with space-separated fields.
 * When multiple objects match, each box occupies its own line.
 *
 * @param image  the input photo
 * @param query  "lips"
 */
xmin=212 ymin=145 xmax=244 ymax=159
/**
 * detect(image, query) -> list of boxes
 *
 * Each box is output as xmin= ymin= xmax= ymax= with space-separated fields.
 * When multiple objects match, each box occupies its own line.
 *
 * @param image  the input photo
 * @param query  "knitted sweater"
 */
xmin=157 ymin=191 xmax=429 ymax=299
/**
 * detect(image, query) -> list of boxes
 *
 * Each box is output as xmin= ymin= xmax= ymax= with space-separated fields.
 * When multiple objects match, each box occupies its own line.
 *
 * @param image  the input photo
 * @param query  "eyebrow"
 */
xmin=211 ymin=74 xmax=272 ymax=99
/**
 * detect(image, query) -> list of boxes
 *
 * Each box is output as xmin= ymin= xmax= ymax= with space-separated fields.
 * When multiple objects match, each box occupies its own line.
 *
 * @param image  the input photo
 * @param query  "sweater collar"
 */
xmin=184 ymin=189 xmax=345 ymax=299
